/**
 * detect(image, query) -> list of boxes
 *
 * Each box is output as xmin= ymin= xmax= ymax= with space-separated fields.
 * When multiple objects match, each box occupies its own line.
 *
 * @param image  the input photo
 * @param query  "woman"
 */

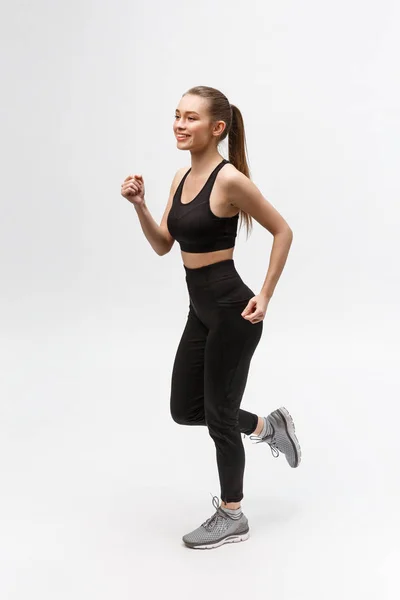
xmin=120 ymin=85 xmax=301 ymax=550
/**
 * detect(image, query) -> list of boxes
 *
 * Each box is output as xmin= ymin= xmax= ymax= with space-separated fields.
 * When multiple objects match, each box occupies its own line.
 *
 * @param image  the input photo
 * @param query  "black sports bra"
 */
xmin=167 ymin=158 xmax=239 ymax=253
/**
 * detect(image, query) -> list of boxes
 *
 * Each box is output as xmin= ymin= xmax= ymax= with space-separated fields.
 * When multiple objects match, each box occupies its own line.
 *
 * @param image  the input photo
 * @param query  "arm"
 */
xmin=226 ymin=170 xmax=293 ymax=299
xmin=134 ymin=168 xmax=184 ymax=256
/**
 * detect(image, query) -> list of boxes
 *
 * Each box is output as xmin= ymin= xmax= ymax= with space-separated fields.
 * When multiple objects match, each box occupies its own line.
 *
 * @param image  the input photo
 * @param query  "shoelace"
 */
xmin=201 ymin=493 xmax=230 ymax=530
xmin=248 ymin=433 xmax=280 ymax=458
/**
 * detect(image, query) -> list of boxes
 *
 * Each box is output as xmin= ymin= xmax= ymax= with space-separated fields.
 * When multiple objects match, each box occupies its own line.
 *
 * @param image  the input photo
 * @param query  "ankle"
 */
xmin=252 ymin=416 xmax=272 ymax=439
xmin=252 ymin=416 xmax=264 ymax=436
xmin=221 ymin=501 xmax=241 ymax=510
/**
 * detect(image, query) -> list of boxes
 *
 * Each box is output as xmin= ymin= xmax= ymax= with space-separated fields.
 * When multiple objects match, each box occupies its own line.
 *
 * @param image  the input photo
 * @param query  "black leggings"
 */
xmin=169 ymin=259 xmax=263 ymax=503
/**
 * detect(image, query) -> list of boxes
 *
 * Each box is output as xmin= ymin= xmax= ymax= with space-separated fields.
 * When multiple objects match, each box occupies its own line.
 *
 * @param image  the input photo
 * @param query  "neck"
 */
xmin=189 ymin=149 xmax=225 ymax=178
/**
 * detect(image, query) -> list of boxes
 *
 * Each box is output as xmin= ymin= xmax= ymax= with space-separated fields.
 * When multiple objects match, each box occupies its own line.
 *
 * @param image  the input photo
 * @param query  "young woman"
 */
xmin=121 ymin=85 xmax=301 ymax=550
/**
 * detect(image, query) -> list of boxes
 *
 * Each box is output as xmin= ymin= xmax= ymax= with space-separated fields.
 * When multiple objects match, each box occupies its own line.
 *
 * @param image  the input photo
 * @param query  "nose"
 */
xmin=175 ymin=116 xmax=186 ymax=128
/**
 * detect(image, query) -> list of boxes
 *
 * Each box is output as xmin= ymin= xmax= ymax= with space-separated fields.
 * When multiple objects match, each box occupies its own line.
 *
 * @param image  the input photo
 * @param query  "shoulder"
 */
xmin=168 ymin=166 xmax=190 ymax=195
xmin=176 ymin=165 xmax=191 ymax=179
xmin=219 ymin=162 xmax=265 ymax=212
xmin=218 ymin=162 xmax=248 ymax=191
xmin=217 ymin=164 xmax=291 ymax=234
xmin=216 ymin=162 xmax=250 ymax=210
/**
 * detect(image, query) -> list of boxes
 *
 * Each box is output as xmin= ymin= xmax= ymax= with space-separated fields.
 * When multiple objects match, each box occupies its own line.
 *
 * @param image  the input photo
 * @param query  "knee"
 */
xmin=170 ymin=400 xmax=190 ymax=425
xmin=170 ymin=398 xmax=206 ymax=426
xmin=170 ymin=410 xmax=189 ymax=425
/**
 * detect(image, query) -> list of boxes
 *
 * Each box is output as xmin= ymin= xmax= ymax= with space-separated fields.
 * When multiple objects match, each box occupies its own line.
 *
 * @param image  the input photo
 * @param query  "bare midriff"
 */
xmin=181 ymin=247 xmax=235 ymax=269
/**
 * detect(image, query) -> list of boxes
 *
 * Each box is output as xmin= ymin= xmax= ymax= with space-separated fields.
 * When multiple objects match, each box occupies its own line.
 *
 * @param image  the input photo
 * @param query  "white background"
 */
xmin=1 ymin=0 xmax=399 ymax=597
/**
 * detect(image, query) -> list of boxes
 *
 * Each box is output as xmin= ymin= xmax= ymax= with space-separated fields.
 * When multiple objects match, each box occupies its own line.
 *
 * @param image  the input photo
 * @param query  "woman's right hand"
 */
xmin=121 ymin=174 xmax=145 ymax=207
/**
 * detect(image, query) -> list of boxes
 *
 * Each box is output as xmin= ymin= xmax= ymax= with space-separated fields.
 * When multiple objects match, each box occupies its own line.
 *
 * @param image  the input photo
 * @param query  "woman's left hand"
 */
xmin=241 ymin=294 xmax=270 ymax=324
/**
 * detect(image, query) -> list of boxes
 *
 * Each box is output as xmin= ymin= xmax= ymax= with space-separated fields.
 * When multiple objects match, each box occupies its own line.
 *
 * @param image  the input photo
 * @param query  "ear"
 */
xmin=213 ymin=120 xmax=226 ymax=137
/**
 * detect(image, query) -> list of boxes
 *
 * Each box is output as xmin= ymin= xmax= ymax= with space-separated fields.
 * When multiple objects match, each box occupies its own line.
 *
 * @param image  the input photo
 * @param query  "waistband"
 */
xmin=184 ymin=259 xmax=238 ymax=285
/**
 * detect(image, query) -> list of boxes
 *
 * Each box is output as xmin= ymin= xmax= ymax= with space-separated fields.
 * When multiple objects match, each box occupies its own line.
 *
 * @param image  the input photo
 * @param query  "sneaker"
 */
xmin=249 ymin=406 xmax=301 ymax=468
xmin=182 ymin=494 xmax=250 ymax=549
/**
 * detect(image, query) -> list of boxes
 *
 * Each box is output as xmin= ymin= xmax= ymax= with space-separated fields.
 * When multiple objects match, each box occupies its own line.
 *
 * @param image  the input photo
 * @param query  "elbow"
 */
xmin=275 ymin=226 xmax=293 ymax=238
xmin=157 ymin=241 xmax=173 ymax=256
xmin=157 ymin=229 xmax=174 ymax=256
xmin=282 ymin=225 xmax=293 ymax=239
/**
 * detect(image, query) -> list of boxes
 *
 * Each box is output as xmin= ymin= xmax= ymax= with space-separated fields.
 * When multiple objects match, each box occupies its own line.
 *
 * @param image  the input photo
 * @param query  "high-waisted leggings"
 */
xmin=169 ymin=258 xmax=263 ymax=503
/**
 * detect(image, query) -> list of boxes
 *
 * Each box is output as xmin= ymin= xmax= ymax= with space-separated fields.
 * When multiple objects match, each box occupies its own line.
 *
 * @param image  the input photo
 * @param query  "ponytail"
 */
xmin=183 ymin=86 xmax=253 ymax=239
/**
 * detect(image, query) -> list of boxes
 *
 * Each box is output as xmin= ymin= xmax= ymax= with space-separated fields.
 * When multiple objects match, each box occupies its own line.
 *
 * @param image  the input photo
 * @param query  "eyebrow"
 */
xmin=175 ymin=109 xmax=200 ymax=115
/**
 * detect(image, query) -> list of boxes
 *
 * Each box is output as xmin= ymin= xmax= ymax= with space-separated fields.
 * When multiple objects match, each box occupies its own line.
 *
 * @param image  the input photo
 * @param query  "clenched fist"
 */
xmin=121 ymin=174 xmax=145 ymax=207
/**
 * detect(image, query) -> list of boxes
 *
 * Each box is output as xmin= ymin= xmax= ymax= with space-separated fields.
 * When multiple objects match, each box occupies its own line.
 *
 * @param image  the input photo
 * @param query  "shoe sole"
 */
xmin=277 ymin=406 xmax=302 ymax=467
xmin=183 ymin=530 xmax=250 ymax=549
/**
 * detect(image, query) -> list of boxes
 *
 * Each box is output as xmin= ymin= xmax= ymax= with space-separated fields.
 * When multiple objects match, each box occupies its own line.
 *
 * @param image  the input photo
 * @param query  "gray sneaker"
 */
xmin=182 ymin=494 xmax=250 ymax=549
xmin=249 ymin=406 xmax=301 ymax=468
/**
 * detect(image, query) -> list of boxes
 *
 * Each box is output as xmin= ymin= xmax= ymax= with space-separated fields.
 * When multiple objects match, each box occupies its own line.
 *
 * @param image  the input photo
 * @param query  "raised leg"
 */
xmin=170 ymin=304 xmax=259 ymax=436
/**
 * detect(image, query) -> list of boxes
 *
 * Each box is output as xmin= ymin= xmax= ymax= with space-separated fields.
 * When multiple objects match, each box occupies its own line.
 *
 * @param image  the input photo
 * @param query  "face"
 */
xmin=173 ymin=94 xmax=226 ymax=151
